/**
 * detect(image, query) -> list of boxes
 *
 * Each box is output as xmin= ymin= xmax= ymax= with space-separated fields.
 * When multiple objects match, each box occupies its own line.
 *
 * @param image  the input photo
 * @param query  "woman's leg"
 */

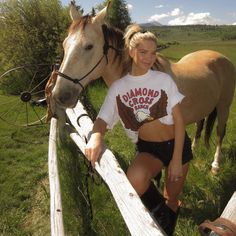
xmin=164 ymin=162 xmax=189 ymax=212
xmin=127 ymin=152 xmax=174 ymax=235
xmin=126 ymin=152 xmax=163 ymax=195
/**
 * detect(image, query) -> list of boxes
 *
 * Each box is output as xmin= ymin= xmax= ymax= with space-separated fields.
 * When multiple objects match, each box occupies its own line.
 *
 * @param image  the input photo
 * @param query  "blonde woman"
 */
xmin=85 ymin=24 xmax=193 ymax=235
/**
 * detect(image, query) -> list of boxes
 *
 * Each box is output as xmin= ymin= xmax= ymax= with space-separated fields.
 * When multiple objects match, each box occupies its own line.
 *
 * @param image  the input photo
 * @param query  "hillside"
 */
xmin=144 ymin=24 xmax=236 ymax=43
xmin=139 ymin=25 xmax=236 ymax=66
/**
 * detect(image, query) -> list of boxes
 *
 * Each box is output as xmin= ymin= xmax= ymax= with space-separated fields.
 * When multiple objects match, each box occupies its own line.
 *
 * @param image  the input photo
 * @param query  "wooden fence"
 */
xmin=48 ymin=100 xmax=165 ymax=236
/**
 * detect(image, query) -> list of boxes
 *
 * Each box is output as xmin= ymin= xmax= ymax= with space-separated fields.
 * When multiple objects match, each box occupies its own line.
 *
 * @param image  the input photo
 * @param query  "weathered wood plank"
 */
xmin=67 ymin=102 xmax=166 ymax=236
xmin=221 ymin=191 xmax=236 ymax=223
xmin=66 ymin=101 xmax=93 ymax=140
xmin=48 ymin=117 xmax=65 ymax=236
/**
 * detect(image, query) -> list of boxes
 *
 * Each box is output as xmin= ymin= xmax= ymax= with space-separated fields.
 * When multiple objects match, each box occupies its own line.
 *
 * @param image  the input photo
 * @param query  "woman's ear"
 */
xmin=129 ymin=48 xmax=135 ymax=59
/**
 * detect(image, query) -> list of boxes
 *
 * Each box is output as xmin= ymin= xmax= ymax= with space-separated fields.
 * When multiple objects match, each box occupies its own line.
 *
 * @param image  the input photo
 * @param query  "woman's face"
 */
xmin=129 ymin=39 xmax=157 ymax=75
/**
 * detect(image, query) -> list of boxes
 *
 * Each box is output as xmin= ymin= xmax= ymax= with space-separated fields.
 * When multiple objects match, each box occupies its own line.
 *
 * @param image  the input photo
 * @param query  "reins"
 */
xmin=55 ymin=24 xmax=121 ymax=91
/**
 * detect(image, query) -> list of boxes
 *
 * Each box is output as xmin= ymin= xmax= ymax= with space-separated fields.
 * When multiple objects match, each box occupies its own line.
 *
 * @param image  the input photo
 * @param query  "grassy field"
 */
xmin=162 ymin=41 xmax=236 ymax=66
xmin=0 ymin=111 xmax=50 ymax=235
xmin=0 ymin=27 xmax=236 ymax=235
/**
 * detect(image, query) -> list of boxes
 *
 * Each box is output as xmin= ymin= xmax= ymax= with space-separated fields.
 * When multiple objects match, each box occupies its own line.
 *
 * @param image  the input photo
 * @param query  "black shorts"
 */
xmin=136 ymin=133 xmax=193 ymax=166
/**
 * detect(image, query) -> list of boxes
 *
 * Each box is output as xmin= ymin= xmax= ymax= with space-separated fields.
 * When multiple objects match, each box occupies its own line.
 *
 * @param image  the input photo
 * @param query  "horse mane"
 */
xmin=152 ymin=53 xmax=172 ymax=74
xmin=102 ymin=23 xmax=125 ymax=64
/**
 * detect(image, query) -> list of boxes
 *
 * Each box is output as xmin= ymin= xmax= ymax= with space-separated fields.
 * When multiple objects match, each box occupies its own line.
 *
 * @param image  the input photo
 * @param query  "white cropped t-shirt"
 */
xmin=98 ymin=70 xmax=184 ymax=143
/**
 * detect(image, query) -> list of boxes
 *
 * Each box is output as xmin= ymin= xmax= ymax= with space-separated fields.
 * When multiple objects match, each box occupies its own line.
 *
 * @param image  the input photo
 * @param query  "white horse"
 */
xmin=51 ymin=3 xmax=236 ymax=174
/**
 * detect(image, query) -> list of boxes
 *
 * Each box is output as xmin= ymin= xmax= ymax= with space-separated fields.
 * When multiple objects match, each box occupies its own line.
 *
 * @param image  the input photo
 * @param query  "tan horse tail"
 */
xmin=205 ymin=108 xmax=217 ymax=148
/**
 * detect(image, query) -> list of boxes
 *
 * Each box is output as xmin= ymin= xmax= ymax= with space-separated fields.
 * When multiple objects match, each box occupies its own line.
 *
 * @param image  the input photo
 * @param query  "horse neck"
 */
xmin=102 ymin=50 xmax=123 ymax=87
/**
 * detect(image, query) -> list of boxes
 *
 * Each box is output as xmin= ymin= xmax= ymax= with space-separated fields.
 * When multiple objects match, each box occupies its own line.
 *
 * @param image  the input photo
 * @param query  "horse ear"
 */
xmin=93 ymin=1 xmax=111 ymax=24
xmin=70 ymin=2 xmax=81 ymax=21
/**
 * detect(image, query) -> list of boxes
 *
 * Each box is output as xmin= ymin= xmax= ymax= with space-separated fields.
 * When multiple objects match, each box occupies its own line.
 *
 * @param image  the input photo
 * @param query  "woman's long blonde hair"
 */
xmin=122 ymin=24 xmax=158 ymax=76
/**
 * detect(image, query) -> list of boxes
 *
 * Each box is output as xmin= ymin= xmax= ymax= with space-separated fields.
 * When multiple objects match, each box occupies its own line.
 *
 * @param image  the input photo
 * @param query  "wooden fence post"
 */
xmin=48 ymin=118 xmax=65 ymax=236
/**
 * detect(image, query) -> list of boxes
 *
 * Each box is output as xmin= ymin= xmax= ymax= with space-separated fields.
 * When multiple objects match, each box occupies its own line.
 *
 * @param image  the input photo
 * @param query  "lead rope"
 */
xmin=78 ymin=144 xmax=103 ymax=221
xmin=77 ymin=92 xmax=103 ymax=220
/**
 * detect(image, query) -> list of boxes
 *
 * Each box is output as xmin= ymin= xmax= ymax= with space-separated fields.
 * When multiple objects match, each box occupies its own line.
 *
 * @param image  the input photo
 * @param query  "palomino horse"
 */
xmin=51 ymin=3 xmax=236 ymax=174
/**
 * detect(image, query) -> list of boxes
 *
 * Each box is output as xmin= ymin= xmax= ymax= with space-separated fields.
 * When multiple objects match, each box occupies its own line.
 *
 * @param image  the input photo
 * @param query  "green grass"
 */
xmin=162 ymin=41 xmax=236 ymax=66
xmin=0 ymin=94 xmax=46 ymax=127
xmin=0 ymin=102 xmax=50 ymax=235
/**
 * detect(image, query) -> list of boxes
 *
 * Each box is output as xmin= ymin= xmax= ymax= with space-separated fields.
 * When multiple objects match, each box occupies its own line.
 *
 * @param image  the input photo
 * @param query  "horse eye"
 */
xmin=85 ymin=44 xmax=93 ymax=50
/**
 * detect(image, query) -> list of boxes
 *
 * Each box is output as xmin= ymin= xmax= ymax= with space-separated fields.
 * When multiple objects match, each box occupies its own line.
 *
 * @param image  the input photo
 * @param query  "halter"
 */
xmin=56 ymin=24 xmax=120 ymax=91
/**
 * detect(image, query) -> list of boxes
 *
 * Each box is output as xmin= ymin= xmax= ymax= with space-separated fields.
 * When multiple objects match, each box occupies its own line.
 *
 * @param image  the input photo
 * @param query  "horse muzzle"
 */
xmin=52 ymin=89 xmax=79 ymax=109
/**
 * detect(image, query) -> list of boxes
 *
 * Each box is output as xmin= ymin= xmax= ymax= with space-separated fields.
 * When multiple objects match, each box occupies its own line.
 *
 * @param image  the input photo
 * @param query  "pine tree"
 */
xmin=91 ymin=7 xmax=96 ymax=17
xmin=98 ymin=0 xmax=131 ymax=31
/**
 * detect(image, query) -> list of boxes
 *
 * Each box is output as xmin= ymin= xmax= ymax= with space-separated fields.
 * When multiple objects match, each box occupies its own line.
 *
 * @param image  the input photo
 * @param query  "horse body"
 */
xmin=51 ymin=4 xmax=236 ymax=173
xmin=171 ymin=50 xmax=235 ymax=125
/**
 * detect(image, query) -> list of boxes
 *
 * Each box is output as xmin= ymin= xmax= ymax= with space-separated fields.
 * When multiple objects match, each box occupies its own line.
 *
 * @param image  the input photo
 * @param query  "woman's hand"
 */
xmin=84 ymin=118 xmax=107 ymax=168
xmin=85 ymin=133 xmax=103 ymax=168
xmin=168 ymin=158 xmax=183 ymax=182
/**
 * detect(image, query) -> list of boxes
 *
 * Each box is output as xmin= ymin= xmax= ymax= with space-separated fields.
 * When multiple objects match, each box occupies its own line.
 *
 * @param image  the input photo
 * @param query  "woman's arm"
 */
xmin=85 ymin=118 xmax=107 ymax=167
xmin=168 ymin=103 xmax=185 ymax=181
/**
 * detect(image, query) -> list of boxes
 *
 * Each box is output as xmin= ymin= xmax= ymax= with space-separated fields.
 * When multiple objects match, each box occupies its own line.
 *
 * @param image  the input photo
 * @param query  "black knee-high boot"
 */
xmin=140 ymin=183 xmax=179 ymax=236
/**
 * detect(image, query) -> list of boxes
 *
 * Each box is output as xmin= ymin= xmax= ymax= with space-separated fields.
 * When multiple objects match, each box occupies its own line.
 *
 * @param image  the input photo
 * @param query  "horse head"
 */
xmin=51 ymin=2 xmax=123 ymax=115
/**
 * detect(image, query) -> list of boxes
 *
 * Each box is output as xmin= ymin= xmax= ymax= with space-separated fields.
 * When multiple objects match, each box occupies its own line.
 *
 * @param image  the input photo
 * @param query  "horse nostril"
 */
xmin=58 ymin=92 xmax=72 ymax=105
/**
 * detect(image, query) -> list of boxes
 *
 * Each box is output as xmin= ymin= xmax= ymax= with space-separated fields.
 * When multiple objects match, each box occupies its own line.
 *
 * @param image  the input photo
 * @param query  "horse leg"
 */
xmin=191 ymin=119 xmax=205 ymax=150
xmin=211 ymin=105 xmax=229 ymax=175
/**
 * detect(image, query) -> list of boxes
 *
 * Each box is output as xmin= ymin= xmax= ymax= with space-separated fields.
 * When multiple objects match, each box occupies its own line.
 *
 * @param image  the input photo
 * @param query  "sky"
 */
xmin=61 ymin=0 xmax=236 ymax=26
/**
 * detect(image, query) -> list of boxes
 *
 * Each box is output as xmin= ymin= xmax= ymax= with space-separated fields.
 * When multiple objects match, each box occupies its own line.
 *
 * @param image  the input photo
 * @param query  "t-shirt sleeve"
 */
xmin=168 ymin=77 xmax=185 ymax=109
xmin=97 ymin=82 xmax=119 ymax=129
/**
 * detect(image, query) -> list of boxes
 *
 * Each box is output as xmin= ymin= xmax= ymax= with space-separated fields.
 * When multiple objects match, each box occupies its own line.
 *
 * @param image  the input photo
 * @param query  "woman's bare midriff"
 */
xmin=138 ymin=119 xmax=175 ymax=142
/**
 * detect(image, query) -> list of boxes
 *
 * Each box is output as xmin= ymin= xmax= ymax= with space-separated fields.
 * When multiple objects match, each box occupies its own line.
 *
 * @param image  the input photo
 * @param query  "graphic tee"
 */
xmin=98 ymin=70 xmax=184 ymax=143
